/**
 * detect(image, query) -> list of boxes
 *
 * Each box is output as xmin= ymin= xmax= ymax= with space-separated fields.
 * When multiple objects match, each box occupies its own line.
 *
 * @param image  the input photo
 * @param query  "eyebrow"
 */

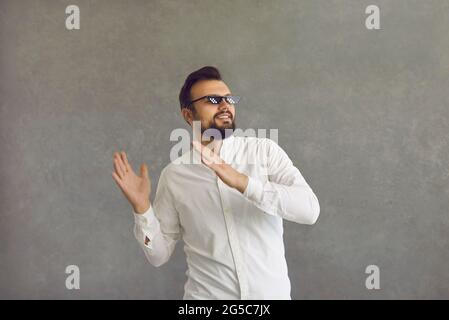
xmin=206 ymin=93 xmax=232 ymax=96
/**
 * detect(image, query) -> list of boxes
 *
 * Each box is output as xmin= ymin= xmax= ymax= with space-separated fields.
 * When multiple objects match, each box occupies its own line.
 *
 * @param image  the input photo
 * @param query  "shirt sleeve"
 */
xmin=243 ymin=138 xmax=320 ymax=225
xmin=133 ymin=168 xmax=181 ymax=267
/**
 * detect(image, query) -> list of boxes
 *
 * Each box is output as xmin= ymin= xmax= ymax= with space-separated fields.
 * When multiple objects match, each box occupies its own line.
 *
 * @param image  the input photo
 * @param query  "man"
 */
xmin=112 ymin=66 xmax=320 ymax=299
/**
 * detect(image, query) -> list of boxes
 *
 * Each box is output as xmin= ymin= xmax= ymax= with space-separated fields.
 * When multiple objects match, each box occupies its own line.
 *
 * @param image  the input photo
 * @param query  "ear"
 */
xmin=181 ymin=108 xmax=193 ymax=126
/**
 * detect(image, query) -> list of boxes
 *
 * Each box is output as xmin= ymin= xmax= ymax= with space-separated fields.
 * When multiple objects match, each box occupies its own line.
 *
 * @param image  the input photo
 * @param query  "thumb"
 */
xmin=140 ymin=163 xmax=149 ymax=179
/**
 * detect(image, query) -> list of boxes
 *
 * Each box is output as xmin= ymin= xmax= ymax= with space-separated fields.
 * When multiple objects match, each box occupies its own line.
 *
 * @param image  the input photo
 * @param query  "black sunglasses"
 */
xmin=189 ymin=95 xmax=241 ymax=107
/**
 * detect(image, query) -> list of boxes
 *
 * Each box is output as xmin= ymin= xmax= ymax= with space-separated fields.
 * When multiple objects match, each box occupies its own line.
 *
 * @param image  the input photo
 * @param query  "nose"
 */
xmin=218 ymin=98 xmax=231 ymax=110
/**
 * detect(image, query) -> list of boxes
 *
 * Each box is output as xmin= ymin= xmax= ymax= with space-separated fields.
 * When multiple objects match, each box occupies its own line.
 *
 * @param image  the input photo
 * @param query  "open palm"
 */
xmin=112 ymin=151 xmax=151 ymax=212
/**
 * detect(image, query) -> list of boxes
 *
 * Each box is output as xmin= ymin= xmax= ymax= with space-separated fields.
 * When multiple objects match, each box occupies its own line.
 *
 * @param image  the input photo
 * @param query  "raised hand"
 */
xmin=112 ymin=151 xmax=151 ymax=214
xmin=192 ymin=141 xmax=248 ymax=194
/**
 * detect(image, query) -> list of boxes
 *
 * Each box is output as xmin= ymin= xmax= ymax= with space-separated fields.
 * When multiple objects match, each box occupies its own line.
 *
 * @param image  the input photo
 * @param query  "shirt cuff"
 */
xmin=133 ymin=205 xmax=156 ymax=226
xmin=243 ymin=176 xmax=264 ymax=204
xmin=133 ymin=206 xmax=160 ymax=249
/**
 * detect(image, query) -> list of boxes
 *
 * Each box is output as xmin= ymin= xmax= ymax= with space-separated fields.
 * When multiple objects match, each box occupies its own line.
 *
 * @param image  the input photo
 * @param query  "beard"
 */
xmin=193 ymin=110 xmax=236 ymax=140
xmin=203 ymin=118 xmax=236 ymax=140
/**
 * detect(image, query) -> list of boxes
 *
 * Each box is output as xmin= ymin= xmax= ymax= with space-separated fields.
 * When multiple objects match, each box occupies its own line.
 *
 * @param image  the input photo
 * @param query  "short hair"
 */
xmin=178 ymin=66 xmax=222 ymax=110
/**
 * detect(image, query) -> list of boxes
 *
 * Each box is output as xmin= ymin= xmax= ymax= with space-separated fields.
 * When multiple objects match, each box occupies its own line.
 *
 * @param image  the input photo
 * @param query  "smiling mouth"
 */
xmin=216 ymin=113 xmax=232 ymax=120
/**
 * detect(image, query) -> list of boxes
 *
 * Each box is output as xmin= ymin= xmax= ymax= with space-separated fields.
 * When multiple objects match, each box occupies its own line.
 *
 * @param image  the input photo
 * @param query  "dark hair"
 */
xmin=179 ymin=66 xmax=222 ymax=110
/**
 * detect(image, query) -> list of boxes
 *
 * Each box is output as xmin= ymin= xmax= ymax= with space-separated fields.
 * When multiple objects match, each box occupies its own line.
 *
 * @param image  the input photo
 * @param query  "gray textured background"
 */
xmin=1 ymin=0 xmax=448 ymax=299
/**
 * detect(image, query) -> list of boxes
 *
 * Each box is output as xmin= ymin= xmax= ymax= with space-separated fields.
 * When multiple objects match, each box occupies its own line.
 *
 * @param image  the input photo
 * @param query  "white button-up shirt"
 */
xmin=133 ymin=133 xmax=320 ymax=299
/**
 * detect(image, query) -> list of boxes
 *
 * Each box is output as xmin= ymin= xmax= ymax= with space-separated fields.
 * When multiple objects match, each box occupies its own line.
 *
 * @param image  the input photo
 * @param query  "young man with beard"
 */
xmin=112 ymin=66 xmax=320 ymax=299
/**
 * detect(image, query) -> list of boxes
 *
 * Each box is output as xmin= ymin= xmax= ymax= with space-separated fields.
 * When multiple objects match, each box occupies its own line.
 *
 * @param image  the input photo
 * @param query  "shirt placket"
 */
xmin=217 ymin=139 xmax=249 ymax=300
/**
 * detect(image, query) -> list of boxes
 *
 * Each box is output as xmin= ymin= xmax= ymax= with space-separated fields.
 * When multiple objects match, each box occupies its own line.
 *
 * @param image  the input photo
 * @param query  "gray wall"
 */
xmin=1 ymin=0 xmax=448 ymax=299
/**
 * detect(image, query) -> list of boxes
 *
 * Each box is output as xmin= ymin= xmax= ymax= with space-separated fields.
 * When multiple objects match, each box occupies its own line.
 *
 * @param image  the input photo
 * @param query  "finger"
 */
xmin=114 ymin=153 xmax=127 ymax=176
xmin=192 ymin=141 xmax=210 ymax=159
xmin=193 ymin=141 xmax=221 ymax=167
xmin=191 ymin=141 xmax=207 ymax=163
xmin=202 ymin=150 xmax=215 ymax=165
xmin=120 ymin=151 xmax=131 ymax=172
xmin=114 ymin=159 xmax=124 ymax=179
xmin=114 ymin=158 xmax=125 ymax=179
xmin=202 ymin=147 xmax=221 ymax=165
xmin=191 ymin=141 xmax=203 ymax=153
xmin=192 ymin=142 xmax=211 ymax=166
xmin=112 ymin=171 xmax=124 ymax=189
xmin=140 ymin=163 xmax=149 ymax=180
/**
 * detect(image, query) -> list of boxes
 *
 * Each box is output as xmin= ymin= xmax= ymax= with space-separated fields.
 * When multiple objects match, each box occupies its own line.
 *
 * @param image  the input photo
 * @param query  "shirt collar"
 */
xmin=219 ymin=131 xmax=235 ymax=158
